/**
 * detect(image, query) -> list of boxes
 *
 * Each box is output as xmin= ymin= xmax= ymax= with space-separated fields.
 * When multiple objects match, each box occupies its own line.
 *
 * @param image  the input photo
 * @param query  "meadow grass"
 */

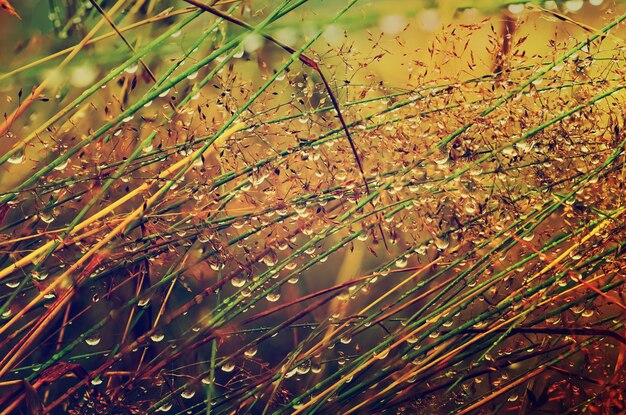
xmin=1 ymin=1 xmax=626 ymax=414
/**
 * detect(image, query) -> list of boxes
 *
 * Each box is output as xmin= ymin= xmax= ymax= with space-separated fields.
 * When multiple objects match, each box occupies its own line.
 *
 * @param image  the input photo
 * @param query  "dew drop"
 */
xmin=261 ymin=250 xmax=278 ymax=267
xmin=395 ymin=257 xmax=408 ymax=268
xmin=31 ymin=271 xmax=48 ymax=281
xmin=85 ymin=336 xmax=101 ymax=346
xmin=434 ymin=238 xmax=449 ymax=250
xmin=7 ymin=149 xmax=24 ymax=165
xmin=231 ymin=277 xmax=246 ymax=288
xmin=39 ymin=211 xmax=55 ymax=224
xmin=125 ymin=64 xmax=139 ymax=74
xmin=244 ymin=347 xmax=257 ymax=357
xmin=221 ymin=361 xmax=235 ymax=372
xmin=138 ymin=297 xmax=151 ymax=307
xmin=266 ymin=292 xmax=281 ymax=302
xmin=5 ymin=281 xmax=19 ymax=289
xmin=296 ymin=360 xmax=311 ymax=375
xmin=54 ymin=158 xmax=70 ymax=171
xmin=181 ymin=390 xmax=196 ymax=399
xmin=375 ymin=348 xmax=390 ymax=360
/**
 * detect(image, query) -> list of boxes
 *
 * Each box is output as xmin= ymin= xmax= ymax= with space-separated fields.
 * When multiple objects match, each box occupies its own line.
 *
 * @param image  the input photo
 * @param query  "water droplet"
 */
xmin=125 ymin=64 xmax=139 ymax=74
xmin=244 ymin=347 xmax=257 ymax=357
xmin=221 ymin=361 xmax=235 ymax=372
xmin=284 ymin=367 xmax=298 ymax=378
xmin=340 ymin=335 xmax=352 ymax=344
xmin=150 ymin=332 xmax=165 ymax=343
xmin=375 ymin=348 xmax=390 ymax=360
xmin=181 ymin=390 xmax=196 ymax=399
xmin=85 ymin=336 xmax=101 ymax=346
xmin=501 ymin=147 xmax=517 ymax=158
xmin=266 ymin=292 xmax=280 ymax=302
xmin=296 ymin=360 xmax=311 ymax=375
xmin=582 ymin=309 xmax=594 ymax=318
xmin=39 ymin=211 xmax=55 ymax=224
xmin=53 ymin=158 xmax=70 ymax=171
xmin=138 ymin=297 xmax=151 ymax=307
xmin=395 ymin=257 xmax=408 ymax=268
xmin=5 ymin=281 xmax=19 ymax=289
xmin=231 ymin=277 xmax=246 ymax=287
xmin=434 ymin=238 xmax=449 ymax=250
xmin=7 ymin=149 xmax=24 ymax=165
xmin=336 ymin=169 xmax=348 ymax=181
xmin=261 ymin=250 xmax=277 ymax=267
xmin=31 ymin=271 xmax=48 ymax=281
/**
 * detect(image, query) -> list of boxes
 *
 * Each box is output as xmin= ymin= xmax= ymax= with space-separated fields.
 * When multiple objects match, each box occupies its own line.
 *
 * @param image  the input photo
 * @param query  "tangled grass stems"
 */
xmin=3 ymin=1 xmax=626 ymax=414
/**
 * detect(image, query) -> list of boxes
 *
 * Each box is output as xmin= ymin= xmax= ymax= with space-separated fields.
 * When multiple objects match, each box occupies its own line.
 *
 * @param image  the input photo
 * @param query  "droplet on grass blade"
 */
xmin=266 ymin=292 xmax=280 ymax=302
xmin=5 ymin=281 xmax=19 ymax=289
xmin=181 ymin=390 xmax=196 ymax=399
xmin=221 ymin=361 xmax=235 ymax=372
xmin=7 ymin=149 xmax=24 ymax=165
xmin=85 ymin=336 xmax=101 ymax=346
xmin=375 ymin=348 xmax=390 ymax=360
xmin=125 ymin=64 xmax=139 ymax=74
xmin=53 ymin=158 xmax=70 ymax=171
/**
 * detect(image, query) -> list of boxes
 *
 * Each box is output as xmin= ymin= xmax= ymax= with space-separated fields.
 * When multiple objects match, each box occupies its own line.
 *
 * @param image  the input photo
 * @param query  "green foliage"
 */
xmin=1 ymin=1 xmax=626 ymax=414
